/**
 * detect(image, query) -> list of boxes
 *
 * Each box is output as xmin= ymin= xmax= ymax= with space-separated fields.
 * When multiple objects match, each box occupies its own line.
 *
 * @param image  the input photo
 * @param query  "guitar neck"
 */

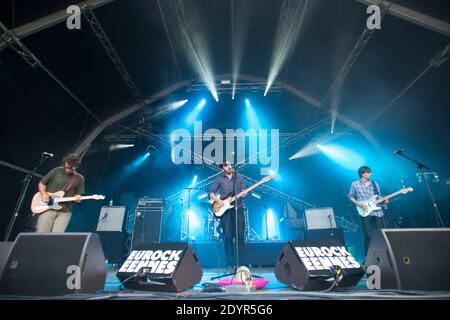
xmin=374 ymin=190 xmax=403 ymax=204
xmin=57 ymin=196 xmax=95 ymax=203
xmin=230 ymin=179 xmax=267 ymax=202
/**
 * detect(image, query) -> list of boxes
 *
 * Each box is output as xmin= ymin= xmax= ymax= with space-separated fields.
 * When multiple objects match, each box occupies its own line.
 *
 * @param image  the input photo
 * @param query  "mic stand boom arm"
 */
xmin=396 ymin=150 xmax=445 ymax=227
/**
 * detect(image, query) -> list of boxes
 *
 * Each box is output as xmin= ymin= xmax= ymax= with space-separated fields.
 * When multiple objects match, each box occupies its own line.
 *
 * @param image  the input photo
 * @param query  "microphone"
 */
xmin=42 ymin=152 xmax=54 ymax=158
xmin=394 ymin=149 xmax=404 ymax=155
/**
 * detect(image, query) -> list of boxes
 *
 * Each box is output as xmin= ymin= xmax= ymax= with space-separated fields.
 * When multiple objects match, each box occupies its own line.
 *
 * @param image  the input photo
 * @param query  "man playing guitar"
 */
xmin=208 ymin=161 xmax=247 ymax=271
xmin=36 ymin=153 xmax=85 ymax=233
xmin=348 ymin=166 xmax=388 ymax=255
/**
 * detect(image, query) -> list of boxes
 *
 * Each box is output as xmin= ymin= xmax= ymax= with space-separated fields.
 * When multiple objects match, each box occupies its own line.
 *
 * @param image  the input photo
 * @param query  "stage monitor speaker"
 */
xmin=96 ymin=231 xmax=128 ymax=264
xmin=0 ymin=242 xmax=13 ymax=281
xmin=117 ymin=242 xmax=202 ymax=292
xmin=365 ymin=228 xmax=450 ymax=291
xmin=306 ymin=228 xmax=345 ymax=245
xmin=275 ymin=239 xmax=364 ymax=291
xmin=96 ymin=206 xmax=127 ymax=232
xmin=304 ymin=207 xmax=336 ymax=230
xmin=0 ymin=233 xmax=107 ymax=296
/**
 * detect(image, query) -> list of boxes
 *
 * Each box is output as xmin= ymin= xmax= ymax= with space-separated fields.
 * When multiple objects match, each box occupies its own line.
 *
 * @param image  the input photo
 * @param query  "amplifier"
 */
xmin=131 ymin=198 xmax=164 ymax=249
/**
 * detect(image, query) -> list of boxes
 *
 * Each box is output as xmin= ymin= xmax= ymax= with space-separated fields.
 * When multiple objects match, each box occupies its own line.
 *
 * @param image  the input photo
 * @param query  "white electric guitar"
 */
xmin=356 ymin=187 xmax=413 ymax=217
xmin=212 ymin=174 xmax=275 ymax=218
xmin=31 ymin=191 xmax=105 ymax=214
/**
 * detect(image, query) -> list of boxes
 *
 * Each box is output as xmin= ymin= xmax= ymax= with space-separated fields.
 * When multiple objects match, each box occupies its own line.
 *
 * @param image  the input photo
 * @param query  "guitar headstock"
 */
xmin=262 ymin=173 xmax=276 ymax=182
xmin=93 ymin=195 xmax=106 ymax=200
xmin=401 ymin=187 xmax=413 ymax=194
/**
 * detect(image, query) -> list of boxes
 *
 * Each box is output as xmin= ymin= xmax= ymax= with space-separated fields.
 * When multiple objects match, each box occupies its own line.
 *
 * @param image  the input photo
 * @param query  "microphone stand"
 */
xmin=211 ymin=165 xmax=261 ymax=281
xmin=328 ymin=215 xmax=334 ymax=237
xmin=181 ymin=187 xmax=198 ymax=241
xmin=5 ymin=153 xmax=49 ymax=241
xmin=396 ymin=151 xmax=445 ymax=227
xmin=211 ymin=165 xmax=240 ymax=280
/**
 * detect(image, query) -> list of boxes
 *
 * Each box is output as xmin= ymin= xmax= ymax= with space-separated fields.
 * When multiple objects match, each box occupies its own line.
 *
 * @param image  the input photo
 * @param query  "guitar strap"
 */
xmin=371 ymin=181 xmax=380 ymax=195
xmin=64 ymin=174 xmax=78 ymax=192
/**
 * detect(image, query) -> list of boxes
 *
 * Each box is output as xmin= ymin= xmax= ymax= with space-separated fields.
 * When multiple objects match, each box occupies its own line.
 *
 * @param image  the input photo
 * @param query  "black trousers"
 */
xmin=361 ymin=215 xmax=385 ymax=255
xmin=219 ymin=206 xmax=245 ymax=267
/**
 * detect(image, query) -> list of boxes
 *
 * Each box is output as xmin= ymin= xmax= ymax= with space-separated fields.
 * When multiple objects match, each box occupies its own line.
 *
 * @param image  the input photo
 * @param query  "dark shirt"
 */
xmin=40 ymin=167 xmax=85 ymax=212
xmin=208 ymin=173 xmax=245 ymax=207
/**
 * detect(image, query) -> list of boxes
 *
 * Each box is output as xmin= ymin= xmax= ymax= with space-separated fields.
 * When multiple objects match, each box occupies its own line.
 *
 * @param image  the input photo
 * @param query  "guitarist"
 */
xmin=36 ymin=153 xmax=85 ymax=233
xmin=348 ymin=166 xmax=388 ymax=255
xmin=208 ymin=161 xmax=247 ymax=271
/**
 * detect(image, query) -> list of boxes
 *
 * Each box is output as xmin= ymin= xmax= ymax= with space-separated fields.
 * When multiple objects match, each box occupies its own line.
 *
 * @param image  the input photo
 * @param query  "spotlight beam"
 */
xmin=175 ymin=0 xmax=218 ymax=101
xmin=231 ymin=0 xmax=249 ymax=100
xmin=265 ymin=0 xmax=310 ymax=96
xmin=150 ymin=99 xmax=189 ymax=119
xmin=321 ymin=4 xmax=390 ymax=132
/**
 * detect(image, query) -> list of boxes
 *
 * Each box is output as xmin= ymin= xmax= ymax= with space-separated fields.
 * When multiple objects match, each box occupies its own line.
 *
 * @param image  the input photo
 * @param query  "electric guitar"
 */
xmin=212 ymin=174 xmax=275 ymax=218
xmin=356 ymin=187 xmax=413 ymax=217
xmin=31 ymin=191 xmax=105 ymax=214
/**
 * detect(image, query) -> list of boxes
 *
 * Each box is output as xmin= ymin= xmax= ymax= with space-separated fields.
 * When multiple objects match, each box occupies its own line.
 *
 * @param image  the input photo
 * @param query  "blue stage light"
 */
xmin=316 ymin=144 xmax=365 ymax=171
xmin=186 ymin=99 xmax=207 ymax=125
xmin=198 ymin=99 xmax=206 ymax=109
xmin=189 ymin=175 xmax=198 ymax=187
xmin=126 ymin=152 xmax=150 ymax=173
xmin=265 ymin=209 xmax=280 ymax=240
xmin=244 ymin=98 xmax=261 ymax=129
xmin=188 ymin=209 xmax=201 ymax=233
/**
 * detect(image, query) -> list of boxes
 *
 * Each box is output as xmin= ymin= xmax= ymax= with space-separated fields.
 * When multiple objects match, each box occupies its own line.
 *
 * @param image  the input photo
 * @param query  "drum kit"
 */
xmin=199 ymin=201 xmax=223 ymax=241
xmin=181 ymin=190 xmax=259 ymax=242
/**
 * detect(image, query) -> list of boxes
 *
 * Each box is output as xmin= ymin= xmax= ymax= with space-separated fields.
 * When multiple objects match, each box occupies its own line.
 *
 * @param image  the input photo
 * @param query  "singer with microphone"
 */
xmin=208 ymin=161 xmax=247 ymax=272
xmin=36 ymin=153 xmax=85 ymax=233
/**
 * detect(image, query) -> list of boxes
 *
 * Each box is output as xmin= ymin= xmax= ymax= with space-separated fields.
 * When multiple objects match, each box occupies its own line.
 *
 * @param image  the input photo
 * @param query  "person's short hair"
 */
xmin=63 ymin=153 xmax=81 ymax=168
xmin=219 ymin=161 xmax=231 ymax=169
xmin=358 ymin=166 xmax=372 ymax=178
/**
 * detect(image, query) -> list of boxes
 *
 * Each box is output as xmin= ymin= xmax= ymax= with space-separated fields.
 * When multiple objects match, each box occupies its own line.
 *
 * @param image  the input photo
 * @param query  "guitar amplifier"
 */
xmin=96 ymin=206 xmax=127 ymax=232
xmin=304 ymin=207 xmax=337 ymax=230
xmin=131 ymin=198 xmax=164 ymax=249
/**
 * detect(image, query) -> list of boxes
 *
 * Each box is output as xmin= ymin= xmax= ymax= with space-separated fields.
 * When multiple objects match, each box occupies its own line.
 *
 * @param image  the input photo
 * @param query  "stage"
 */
xmin=1 ymin=0 xmax=449 ymax=304
xmin=1 ymin=267 xmax=450 ymax=300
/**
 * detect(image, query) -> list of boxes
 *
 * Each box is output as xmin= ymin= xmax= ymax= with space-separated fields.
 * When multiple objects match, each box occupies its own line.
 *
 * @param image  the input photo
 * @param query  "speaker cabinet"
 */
xmin=0 ymin=233 xmax=107 ymax=296
xmin=96 ymin=231 xmax=128 ymax=264
xmin=131 ymin=198 xmax=163 ymax=249
xmin=365 ymin=228 xmax=450 ymax=290
xmin=0 ymin=242 xmax=13 ymax=281
xmin=305 ymin=228 xmax=345 ymax=245
xmin=117 ymin=243 xmax=202 ymax=292
xmin=275 ymin=240 xmax=364 ymax=290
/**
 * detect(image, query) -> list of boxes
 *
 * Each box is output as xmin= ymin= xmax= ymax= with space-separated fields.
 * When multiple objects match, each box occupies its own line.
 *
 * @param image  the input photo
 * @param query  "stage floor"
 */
xmin=1 ymin=268 xmax=449 ymax=300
